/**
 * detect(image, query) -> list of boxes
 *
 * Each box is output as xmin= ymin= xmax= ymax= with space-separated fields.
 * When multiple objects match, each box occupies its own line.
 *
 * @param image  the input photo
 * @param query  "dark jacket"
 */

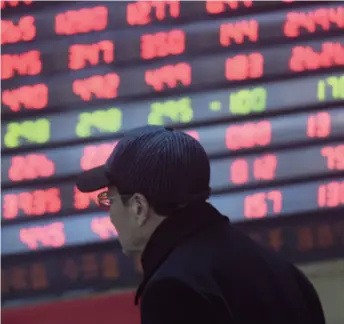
xmin=135 ymin=203 xmax=325 ymax=324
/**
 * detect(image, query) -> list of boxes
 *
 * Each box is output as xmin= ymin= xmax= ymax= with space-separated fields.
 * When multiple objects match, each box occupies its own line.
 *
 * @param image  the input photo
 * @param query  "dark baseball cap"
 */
xmin=76 ymin=125 xmax=211 ymax=204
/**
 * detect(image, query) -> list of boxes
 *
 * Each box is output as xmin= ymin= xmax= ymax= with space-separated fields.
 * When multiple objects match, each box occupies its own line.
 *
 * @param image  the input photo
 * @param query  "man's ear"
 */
xmin=131 ymin=193 xmax=150 ymax=227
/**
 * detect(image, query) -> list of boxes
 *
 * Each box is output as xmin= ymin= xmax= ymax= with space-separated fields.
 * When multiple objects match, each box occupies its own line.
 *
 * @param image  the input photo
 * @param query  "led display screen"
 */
xmin=1 ymin=0 xmax=344 ymax=301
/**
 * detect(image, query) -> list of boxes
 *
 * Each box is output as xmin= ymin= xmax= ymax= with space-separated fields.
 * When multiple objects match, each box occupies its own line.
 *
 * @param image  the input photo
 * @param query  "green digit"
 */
xmin=230 ymin=87 xmax=266 ymax=115
xmin=328 ymin=76 xmax=344 ymax=99
xmin=148 ymin=102 xmax=165 ymax=125
xmin=178 ymin=98 xmax=193 ymax=123
xmin=340 ymin=76 xmax=344 ymax=99
xmin=4 ymin=122 xmax=21 ymax=148
xmin=22 ymin=120 xmax=35 ymax=142
xmin=317 ymin=80 xmax=326 ymax=101
xmin=251 ymin=87 xmax=267 ymax=112
xmin=317 ymin=75 xmax=344 ymax=102
xmin=230 ymin=90 xmax=251 ymax=115
xmin=76 ymin=113 xmax=92 ymax=138
xmin=33 ymin=119 xmax=50 ymax=144
xmin=165 ymin=100 xmax=178 ymax=123
xmin=106 ymin=108 xmax=122 ymax=132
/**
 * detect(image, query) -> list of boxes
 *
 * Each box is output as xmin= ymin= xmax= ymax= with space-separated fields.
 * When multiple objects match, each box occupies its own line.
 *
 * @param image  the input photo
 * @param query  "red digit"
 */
xmin=244 ymin=192 xmax=267 ymax=219
xmin=18 ymin=192 xmax=34 ymax=215
xmin=32 ymin=190 xmax=47 ymax=215
xmin=318 ymin=181 xmax=344 ymax=208
xmin=321 ymin=145 xmax=344 ymax=170
xmin=253 ymin=154 xmax=277 ymax=181
xmin=74 ymin=186 xmax=102 ymax=210
xmin=19 ymin=227 xmax=39 ymax=250
xmin=126 ymin=1 xmax=152 ymax=26
xmin=3 ymin=194 xmax=19 ymax=219
xmin=46 ymin=188 xmax=62 ymax=213
xmin=48 ymin=222 xmax=66 ymax=248
xmin=267 ymin=190 xmax=282 ymax=214
xmin=307 ymin=112 xmax=331 ymax=138
xmin=230 ymin=159 xmax=249 ymax=185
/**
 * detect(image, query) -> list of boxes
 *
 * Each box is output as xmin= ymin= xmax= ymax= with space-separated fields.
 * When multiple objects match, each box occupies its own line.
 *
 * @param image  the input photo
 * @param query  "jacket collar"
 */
xmin=134 ymin=202 xmax=229 ymax=305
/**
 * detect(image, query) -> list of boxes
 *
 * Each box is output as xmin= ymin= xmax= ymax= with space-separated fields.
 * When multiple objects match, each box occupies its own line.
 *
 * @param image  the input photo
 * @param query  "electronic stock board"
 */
xmin=1 ymin=0 xmax=344 ymax=302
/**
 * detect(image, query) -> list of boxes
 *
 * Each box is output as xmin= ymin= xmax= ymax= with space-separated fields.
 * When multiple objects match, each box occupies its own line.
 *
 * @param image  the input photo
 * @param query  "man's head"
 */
xmin=76 ymin=126 xmax=211 ymax=254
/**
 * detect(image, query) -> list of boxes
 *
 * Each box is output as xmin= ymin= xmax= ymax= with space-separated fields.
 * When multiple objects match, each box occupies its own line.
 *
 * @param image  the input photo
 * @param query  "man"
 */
xmin=76 ymin=125 xmax=325 ymax=324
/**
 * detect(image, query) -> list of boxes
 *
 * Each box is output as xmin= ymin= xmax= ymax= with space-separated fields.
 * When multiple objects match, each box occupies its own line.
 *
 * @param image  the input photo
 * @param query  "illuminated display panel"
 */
xmin=2 ymin=73 xmax=343 ymax=150
xmin=2 ymin=36 xmax=344 ymax=116
xmin=2 ymin=210 xmax=344 ymax=301
xmin=1 ymin=178 xmax=344 ymax=256
xmin=2 ymin=1 xmax=326 ymax=41
xmin=1 ymin=0 xmax=344 ymax=272
xmin=2 ymin=147 xmax=343 ymax=222
xmin=2 ymin=108 xmax=344 ymax=186
xmin=2 ymin=4 xmax=342 ymax=81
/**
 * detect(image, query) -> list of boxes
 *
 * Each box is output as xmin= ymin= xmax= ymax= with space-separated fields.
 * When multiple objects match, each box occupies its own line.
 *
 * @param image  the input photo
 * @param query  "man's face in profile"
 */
xmin=108 ymin=187 xmax=152 ymax=255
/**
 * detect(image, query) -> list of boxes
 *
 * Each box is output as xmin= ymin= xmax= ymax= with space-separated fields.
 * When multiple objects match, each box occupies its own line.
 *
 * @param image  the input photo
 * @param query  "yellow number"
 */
xmin=148 ymin=97 xmax=193 ymax=125
xmin=76 ymin=108 xmax=122 ymax=138
xmin=229 ymin=87 xmax=267 ymax=115
xmin=4 ymin=118 xmax=50 ymax=148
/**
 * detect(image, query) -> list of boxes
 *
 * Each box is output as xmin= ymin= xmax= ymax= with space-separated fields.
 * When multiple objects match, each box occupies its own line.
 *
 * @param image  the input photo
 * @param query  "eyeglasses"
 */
xmin=97 ymin=191 xmax=115 ymax=209
xmin=97 ymin=191 xmax=132 ymax=210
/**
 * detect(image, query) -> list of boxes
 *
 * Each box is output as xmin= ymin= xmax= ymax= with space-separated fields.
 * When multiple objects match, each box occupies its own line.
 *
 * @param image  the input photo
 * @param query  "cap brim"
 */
xmin=76 ymin=165 xmax=111 ymax=193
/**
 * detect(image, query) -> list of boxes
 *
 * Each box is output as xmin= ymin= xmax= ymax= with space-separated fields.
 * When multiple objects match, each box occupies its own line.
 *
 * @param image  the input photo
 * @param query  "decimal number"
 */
xmin=229 ymin=87 xmax=267 ymax=115
xmin=141 ymin=29 xmax=185 ymax=60
xmin=9 ymin=154 xmax=55 ymax=182
xmin=4 ymin=118 xmax=50 ymax=148
xmin=230 ymin=154 xmax=277 ymax=185
xmin=2 ymin=188 xmax=61 ymax=220
xmin=244 ymin=190 xmax=282 ymax=219
xmin=73 ymin=73 xmax=120 ymax=101
xmin=2 ymin=84 xmax=48 ymax=112
xmin=127 ymin=1 xmax=180 ymax=26
xmin=19 ymin=222 xmax=65 ymax=250
xmin=145 ymin=62 xmax=192 ymax=91
xmin=55 ymin=6 xmax=108 ymax=35
xmin=226 ymin=53 xmax=264 ymax=81
xmin=1 ymin=16 xmax=36 ymax=45
xmin=226 ymin=120 xmax=271 ymax=151
xmin=289 ymin=42 xmax=344 ymax=73
xmin=148 ymin=97 xmax=193 ymax=125
xmin=76 ymin=108 xmax=122 ymax=138
xmin=284 ymin=7 xmax=344 ymax=38
xmin=80 ymin=143 xmax=116 ymax=171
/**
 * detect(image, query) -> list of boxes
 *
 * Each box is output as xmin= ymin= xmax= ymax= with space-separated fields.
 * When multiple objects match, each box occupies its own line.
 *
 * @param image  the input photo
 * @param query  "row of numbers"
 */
xmin=3 ymin=181 xmax=344 ymax=252
xmin=3 ymin=163 xmax=344 ymax=220
xmin=3 ymin=109 xmax=338 ymax=150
